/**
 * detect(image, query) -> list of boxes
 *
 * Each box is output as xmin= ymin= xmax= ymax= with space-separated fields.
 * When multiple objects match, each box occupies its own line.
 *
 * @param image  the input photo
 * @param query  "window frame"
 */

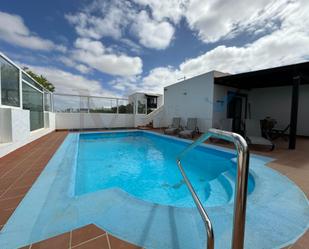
xmin=0 ymin=56 xmax=21 ymax=108
xmin=22 ymin=81 xmax=45 ymax=131
xmin=0 ymin=52 xmax=53 ymax=112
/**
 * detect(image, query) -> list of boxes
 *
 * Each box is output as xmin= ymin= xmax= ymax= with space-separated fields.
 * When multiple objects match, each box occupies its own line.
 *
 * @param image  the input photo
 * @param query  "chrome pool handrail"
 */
xmin=176 ymin=128 xmax=250 ymax=249
xmin=176 ymin=159 xmax=214 ymax=249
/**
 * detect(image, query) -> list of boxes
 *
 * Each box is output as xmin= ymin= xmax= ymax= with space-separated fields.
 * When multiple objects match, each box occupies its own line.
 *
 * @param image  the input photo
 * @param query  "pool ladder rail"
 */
xmin=176 ymin=128 xmax=250 ymax=249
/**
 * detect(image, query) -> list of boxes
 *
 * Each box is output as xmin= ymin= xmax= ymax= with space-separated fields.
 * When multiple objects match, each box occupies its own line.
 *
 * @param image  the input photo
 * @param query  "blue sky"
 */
xmin=0 ymin=0 xmax=308 ymax=96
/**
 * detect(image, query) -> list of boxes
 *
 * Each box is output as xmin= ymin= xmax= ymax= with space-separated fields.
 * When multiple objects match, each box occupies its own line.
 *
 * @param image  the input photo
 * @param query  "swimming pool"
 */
xmin=75 ymin=131 xmax=254 ymax=207
xmin=0 ymin=130 xmax=308 ymax=249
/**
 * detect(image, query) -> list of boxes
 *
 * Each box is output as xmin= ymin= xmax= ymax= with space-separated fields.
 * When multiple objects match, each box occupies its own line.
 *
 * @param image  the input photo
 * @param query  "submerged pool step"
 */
xmin=224 ymin=157 xmax=255 ymax=196
xmin=209 ymin=176 xmax=233 ymax=206
xmin=204 ymin=157 xmax=239 ymax=206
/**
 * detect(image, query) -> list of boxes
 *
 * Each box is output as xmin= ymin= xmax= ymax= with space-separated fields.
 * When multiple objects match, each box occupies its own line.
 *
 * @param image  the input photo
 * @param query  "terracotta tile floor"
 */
xmin=0 ymin=131 xmax=68 ymax=230
xmin=19 ymin=224 xmax=141 ymax=249
xmin=0 ymin=130 xmax=308 ymax=248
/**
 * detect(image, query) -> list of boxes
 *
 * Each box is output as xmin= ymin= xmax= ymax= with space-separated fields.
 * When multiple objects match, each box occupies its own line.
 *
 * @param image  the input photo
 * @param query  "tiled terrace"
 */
xmin=19 ymin=224 xmax=141 ymax=249
xmin=0 ymin=130 xmax=308 ymax=248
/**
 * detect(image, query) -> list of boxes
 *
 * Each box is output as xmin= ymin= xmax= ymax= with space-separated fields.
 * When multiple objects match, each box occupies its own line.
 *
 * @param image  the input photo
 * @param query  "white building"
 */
xmin=149 ymin=63 xmax=309 ymax=149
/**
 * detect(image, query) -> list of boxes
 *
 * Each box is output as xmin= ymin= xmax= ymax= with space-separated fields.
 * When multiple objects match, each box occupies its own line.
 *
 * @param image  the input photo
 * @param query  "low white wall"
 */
xmin=0 ymin=108 xmax=55 ymax=158
xmin=55 ymin=113 xmax=135 ymax=130
xmin=12 ymin=108 xmax=30 ymax=142
xmin=249 ymin=85 xmax=309 ymax=136
xmin=44 ymin=112 xmax=56 ymax=130
xmin=0 ymin=108 xmax=12 ymax=143
xmin=49 ymin=112 xmax=56 ymax=130
xmin=163 ymin=71 xmax=215 ymax=132
xmin=133 ymin=114 xmax=147 ymax=127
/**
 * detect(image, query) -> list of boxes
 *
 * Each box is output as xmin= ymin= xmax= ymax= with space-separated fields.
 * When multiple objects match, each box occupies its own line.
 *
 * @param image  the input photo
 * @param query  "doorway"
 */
xmin=227 ymin=92 xmax=248 ymax=134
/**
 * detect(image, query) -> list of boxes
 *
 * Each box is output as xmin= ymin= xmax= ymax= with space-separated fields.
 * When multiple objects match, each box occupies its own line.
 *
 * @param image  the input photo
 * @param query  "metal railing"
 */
xmin=176 ymin=128 xmax=250 ymax=249
xmin=52 ymin=93 xmax=134 ymax=114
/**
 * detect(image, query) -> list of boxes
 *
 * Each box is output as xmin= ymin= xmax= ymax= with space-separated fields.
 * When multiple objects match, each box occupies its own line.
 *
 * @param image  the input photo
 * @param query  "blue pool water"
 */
xmin=75 ymin=131 xmax=253 ymax=207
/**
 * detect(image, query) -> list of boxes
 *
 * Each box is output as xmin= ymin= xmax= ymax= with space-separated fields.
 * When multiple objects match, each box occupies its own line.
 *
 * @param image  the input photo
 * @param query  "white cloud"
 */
xmin=0 ymin=11 xmax=66 ymax=52
xmin=75 ymin=64 xmax=92 ymax=74
xmin=132 ymin=0 xmax=185 ymax=23
xmin=110 ymin=0 xmax=309 ymax=94
xmin=120 ymin=38 xmax=143 ymax=54
xmin=65 ymin=0 xmax=307 ymax=54
xmin=180 ymin=0 xmax=309 ymax=75
xmin=72 ymin=38 xmax=143 ymax=76
xmin=66 ymin=0 xmax=176 ymax=50
xmin=24 ymin=63 xmax=117 ymax=96
xmin=74 ymin=38 xmax=105 ymax=55
xmin=131 ymin=10 xmax=175 ymax=50
xmin=109 ymin=77 xmax=140 ymax=92
xmin=140 ymin=67 xmax=182 ymax=93
xmin=58 ymin=56 xmax=92 ymax=74
xmin=109 ymin=67 xmax=182 ymax=95
xmin=184 ymin=0 xmax=296 ymax=43
xmin=65 ymin=0 xmax=133 ymax=40
xmin=131 ymin=0 xmax=299 ymax=46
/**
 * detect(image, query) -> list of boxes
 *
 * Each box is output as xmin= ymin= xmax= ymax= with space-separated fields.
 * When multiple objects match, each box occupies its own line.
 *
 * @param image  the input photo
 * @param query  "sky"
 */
xmin=0 ymin=0 xmax=309 ymax=97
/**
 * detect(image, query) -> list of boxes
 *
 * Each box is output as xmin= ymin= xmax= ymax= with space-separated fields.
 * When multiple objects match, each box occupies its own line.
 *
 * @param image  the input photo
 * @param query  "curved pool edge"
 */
xmin=0 ymin=131 xmax=308 ymax=249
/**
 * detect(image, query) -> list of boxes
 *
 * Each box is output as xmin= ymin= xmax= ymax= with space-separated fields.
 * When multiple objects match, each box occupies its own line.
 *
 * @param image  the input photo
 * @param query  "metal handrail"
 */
xmin=176 ymin=159 xmax=215 ymax=249
xmin=176 ymin=128 xmax=250 ymax=249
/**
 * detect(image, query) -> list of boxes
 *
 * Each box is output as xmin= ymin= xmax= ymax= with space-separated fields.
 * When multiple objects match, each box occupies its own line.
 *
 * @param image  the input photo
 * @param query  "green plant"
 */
xmin=23 ymin=68 xmax=55 ymax=92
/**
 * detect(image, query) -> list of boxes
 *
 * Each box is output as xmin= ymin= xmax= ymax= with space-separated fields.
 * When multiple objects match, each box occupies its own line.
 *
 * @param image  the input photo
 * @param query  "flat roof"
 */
xmin=214 ymin=61 xmax=309 ymax=89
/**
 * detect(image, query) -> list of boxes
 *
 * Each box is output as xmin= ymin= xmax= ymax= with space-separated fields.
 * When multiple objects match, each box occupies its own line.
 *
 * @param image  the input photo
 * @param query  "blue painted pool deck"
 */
xmin=0 ymin=130 xmax=308 ymax=249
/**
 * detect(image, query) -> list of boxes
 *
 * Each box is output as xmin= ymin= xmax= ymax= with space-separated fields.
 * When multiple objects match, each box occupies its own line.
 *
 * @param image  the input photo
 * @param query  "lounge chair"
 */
xmin=164 ymin=117 xmax=181 ymax=135
xmin=245 ymin=119 xmax=275 ymax=151
xmin=271 ymin=124 xmax=290 ymax=140
xmin=179 ymin=118 xmax=199 ymax=138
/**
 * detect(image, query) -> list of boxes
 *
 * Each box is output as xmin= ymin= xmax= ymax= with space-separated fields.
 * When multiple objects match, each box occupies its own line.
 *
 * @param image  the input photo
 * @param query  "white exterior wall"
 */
xmin=157 ymin=95 xmax=163 ymax=107
xmin=0 ymin=108 xmax=55 ymax=158
xmin=163 ymin=71 xmax=215 ymax=132
xmin=248 ymin=85 xmax=309 ymax=136
xmin=55 ymin=113 xmax=135 ymax=130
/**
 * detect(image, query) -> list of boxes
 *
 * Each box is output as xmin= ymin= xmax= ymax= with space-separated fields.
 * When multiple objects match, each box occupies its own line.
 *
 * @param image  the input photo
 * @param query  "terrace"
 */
xmin=0 ymin=52 xmax=308 ymax=249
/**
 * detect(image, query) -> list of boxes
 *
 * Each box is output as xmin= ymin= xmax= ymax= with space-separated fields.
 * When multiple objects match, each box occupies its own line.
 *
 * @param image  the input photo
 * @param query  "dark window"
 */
xmin=147 ymin=96 xmax=158 ymax=109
